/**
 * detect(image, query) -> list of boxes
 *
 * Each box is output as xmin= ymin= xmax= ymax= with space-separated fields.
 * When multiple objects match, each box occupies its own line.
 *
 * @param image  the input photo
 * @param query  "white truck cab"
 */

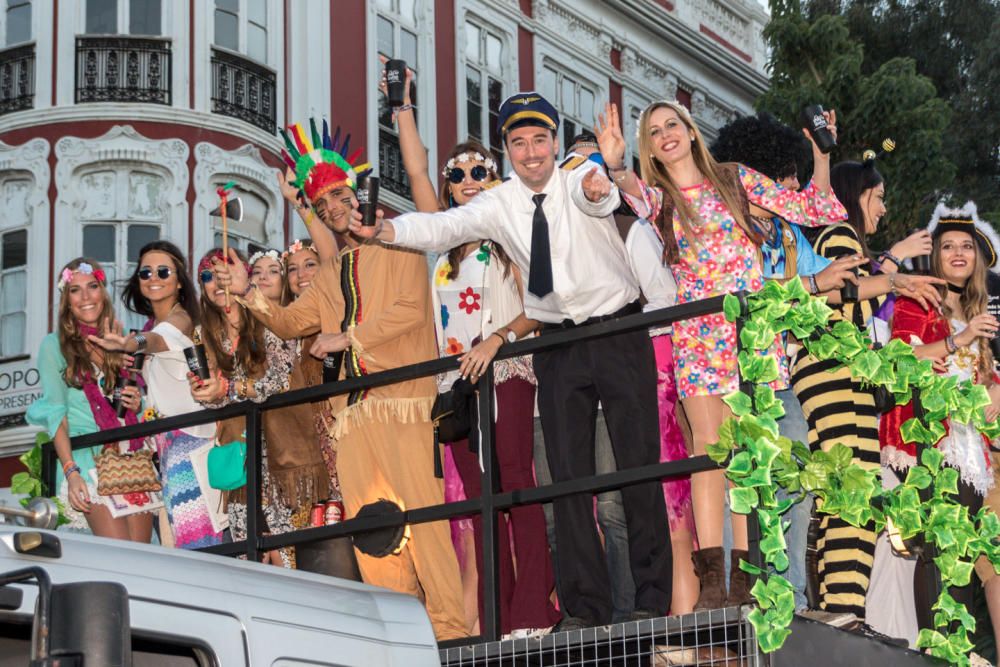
xmin=0 ymin=526 xmax=441 ymax=666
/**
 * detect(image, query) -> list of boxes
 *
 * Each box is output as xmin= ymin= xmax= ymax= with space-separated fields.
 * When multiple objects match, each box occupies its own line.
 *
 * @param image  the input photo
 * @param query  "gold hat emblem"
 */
xmin=510 ymin=95 xmax=541 ymax=106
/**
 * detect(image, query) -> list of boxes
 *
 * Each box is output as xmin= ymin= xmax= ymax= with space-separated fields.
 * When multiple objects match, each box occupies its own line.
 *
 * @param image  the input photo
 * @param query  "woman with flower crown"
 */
xmin=26 ymin=258 xmax=154 ymax=541
xmin=379 ymin=60 xmax=559 ymax=635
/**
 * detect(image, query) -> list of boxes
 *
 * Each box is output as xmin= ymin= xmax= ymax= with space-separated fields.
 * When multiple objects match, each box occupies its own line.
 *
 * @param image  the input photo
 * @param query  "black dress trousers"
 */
xmin=533 ymin=325 xmax=672 ymax=623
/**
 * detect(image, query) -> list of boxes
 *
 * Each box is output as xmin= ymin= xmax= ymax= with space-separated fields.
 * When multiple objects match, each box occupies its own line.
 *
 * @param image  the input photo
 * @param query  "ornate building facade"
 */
xmin=0 ymin=0 xmax=767 ymax=483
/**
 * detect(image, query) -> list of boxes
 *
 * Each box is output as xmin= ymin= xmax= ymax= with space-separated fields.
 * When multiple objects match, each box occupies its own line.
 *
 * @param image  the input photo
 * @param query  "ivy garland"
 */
xmin=709 ymin=279 xmax=1000 ymax=665
xmin=9 ymin=434 xmax=69 ymax=527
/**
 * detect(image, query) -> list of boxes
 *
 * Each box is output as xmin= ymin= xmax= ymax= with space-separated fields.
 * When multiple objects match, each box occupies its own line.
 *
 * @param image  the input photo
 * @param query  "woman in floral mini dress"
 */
xmin=597 ymin=100 xmax=846 ymax=609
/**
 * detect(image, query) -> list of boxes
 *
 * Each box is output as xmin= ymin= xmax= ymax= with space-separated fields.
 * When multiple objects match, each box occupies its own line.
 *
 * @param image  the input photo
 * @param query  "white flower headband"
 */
xmin=441 ymin=152 xmax=498 ymax=178
xmin=57 ymin=262 xmax=106 ymax=291
xmin=281 ymin=239 xmax=317 ymax=261
xmin=249 ymin=249 xmax=284 ymax=273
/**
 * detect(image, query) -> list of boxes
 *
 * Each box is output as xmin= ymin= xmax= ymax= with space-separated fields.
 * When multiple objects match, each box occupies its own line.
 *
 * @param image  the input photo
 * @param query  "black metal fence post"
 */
xmin=245 ymin=404 xmax=262 ymax=563
xmin=477 ymin=365 xmax=501 ymax=641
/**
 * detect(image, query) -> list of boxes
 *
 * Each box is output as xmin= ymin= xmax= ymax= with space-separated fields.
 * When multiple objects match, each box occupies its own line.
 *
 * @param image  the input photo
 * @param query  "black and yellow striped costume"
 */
xmin=791 ymin=223 xmax=883 ymax=619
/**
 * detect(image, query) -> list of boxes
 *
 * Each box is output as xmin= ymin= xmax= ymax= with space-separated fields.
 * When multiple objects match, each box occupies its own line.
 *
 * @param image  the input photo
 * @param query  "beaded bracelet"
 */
xmin=62 ymin=460 xmax=77 ymax=474
xmin=880 ymin=251 xmax=902 ymax=268
xmin=946 ymin=335 xmax=958 ymax=355
xmin=64 ymin=464 xmax=82 ymax=478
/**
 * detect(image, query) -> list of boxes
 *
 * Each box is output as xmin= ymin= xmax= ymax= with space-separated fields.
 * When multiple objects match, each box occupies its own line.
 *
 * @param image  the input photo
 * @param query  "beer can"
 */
xmin=325 ymin=499 xmax=344 ymax=525
xmin=310 ymin=501 xmax=327 ymax=528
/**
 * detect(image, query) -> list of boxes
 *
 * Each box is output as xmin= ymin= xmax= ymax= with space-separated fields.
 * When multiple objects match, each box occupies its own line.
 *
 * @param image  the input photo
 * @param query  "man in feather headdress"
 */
xmin=224 ymin=118 xmax=467 ymax=640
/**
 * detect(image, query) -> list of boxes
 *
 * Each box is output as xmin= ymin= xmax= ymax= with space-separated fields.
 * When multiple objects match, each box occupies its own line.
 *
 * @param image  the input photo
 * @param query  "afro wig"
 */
xmin=710 ymin=112 xmax=808 ymax=183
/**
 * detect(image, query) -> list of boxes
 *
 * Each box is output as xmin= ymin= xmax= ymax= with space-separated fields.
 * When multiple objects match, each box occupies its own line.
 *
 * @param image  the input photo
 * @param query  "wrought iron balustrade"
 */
xmin=378 ymin=127 xmax=413 ymax=200
xmin=75 ymin=36 xmax=171 ymax=105
xmin=0 ymin=42 xmax=34 ymax=115
xmin=210 ymin=47 xmax=276 ymax=133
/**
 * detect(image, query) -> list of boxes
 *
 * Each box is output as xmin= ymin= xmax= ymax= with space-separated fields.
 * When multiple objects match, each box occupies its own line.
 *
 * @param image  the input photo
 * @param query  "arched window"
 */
xmin=78 ymin=166 xmax=165 ymax=331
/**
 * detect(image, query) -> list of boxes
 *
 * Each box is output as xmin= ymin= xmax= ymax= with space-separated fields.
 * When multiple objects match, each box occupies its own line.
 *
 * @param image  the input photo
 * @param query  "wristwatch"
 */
xmin=492 ymin=328 xmax=517 ymax=344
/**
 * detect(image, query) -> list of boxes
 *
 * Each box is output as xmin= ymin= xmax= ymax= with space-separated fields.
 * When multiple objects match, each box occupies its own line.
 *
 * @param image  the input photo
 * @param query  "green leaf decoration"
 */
xmin=719 ymin=287 xmax=998 ymax=661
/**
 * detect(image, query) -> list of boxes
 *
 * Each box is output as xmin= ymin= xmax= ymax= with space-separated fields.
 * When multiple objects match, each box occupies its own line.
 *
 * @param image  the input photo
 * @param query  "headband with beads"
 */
xmin=441 ymin=152 xmax=498 ymax=178
xmin=58 ymin=262 xmax=106 ymax=291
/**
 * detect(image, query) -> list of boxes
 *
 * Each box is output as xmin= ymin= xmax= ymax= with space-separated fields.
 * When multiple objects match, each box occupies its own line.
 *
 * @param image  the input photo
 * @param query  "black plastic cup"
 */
xmin=385 ymin=59 xmax=408 ymax=108
xmin=183 ymin=344 xmax=210 ymax=380
xmin=111 ymin=375 xmax=128 ymax=416
xmin=912 ymin=254 xmax=931 ymax=274
xmin=841 ymin=266 xmax=860 ymax=303
xmin=800 ymin=104 xmax=837 ymax=154
xmin=357 ymin=175 xmax=380 ymax=227
xmin=323 ymin=352 xmax=344 ymax=384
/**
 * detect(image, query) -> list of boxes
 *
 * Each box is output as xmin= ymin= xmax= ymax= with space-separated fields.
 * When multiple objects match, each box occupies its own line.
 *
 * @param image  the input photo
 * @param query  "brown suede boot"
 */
xmin=725 ymin=549 xmax=755 ymax=606
xmin=692 ymin=547 xmax=728 ymax=611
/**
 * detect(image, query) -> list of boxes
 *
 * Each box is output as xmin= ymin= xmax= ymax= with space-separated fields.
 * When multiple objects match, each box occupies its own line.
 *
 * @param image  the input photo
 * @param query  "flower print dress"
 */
xmin=625 ymin=165 xmax=847 ymax=399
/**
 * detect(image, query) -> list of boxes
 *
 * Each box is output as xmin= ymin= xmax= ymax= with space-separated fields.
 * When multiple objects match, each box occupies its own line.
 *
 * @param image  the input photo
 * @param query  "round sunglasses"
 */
xmin=447 ymin=165 xmax=489 ymax=184
xmin=138 ymin=265 xmax=174 ymax=281
xmin=200 ymin=269 xmax=215 ymax=284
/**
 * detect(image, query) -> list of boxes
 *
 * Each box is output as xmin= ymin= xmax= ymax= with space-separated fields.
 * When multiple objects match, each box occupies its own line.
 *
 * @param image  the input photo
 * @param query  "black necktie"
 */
xmin=528 ymin=193 xmax=553 ymax=297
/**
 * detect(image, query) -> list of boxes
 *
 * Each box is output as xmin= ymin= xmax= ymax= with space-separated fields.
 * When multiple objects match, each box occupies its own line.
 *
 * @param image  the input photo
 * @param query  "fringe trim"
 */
xmin=881 ymin=446 xmax=918 ymax=474
xmin=329 ymin=396 xmax=434 ymax=441
xmin=227 ymin=465 xmax=330 ymax=508
xmin=235 ymin=287 xmax=273 ymax=316
xmin=347 ymin=325 xmax=375 ymax=364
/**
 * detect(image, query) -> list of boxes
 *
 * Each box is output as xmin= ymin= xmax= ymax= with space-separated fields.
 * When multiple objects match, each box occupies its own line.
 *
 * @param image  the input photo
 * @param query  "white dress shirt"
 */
xmin=624 ymin=218 xmax=677 ymax=312
xmin=391 ymin=161 xmax=639 ymax=324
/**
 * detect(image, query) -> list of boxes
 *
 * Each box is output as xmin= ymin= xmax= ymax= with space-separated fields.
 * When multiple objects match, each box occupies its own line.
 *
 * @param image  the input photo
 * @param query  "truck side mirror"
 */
xmin=49 ymin=581 xmax=131 ymax=666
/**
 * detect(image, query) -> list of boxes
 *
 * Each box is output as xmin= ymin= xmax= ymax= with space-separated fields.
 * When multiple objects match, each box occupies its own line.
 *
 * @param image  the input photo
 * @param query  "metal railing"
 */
xmin=0 ymin=42 xmax=34 ymax=115
xmin=378 ymin=127 xmax=413 ymax=200
xmin=75 ymin=36 xmax=171 ymax=105
xmin=210 ymin=47 xmax=276 ymax=133
xmin=53 ymin=293 xmax=758 ymax=643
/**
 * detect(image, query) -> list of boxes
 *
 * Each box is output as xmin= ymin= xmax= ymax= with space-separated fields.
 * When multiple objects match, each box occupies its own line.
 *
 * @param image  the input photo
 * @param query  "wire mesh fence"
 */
xmin=440 ymin=606 xmax=763 ymax=667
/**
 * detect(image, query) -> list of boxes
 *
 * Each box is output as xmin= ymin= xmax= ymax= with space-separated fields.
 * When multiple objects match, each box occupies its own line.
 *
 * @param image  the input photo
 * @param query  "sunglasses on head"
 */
xmin=447 ymin=165 xmax=489 ymax=184
xmin=200 ymin=269 xmax=215 ymax=284
xmin=138 ymin=266 xmax=173 ymax=281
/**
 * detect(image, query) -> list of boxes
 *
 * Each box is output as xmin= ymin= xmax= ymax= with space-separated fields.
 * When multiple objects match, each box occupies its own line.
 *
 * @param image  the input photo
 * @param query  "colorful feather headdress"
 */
xmin=279 ymin=118 xmax=372 ymax=202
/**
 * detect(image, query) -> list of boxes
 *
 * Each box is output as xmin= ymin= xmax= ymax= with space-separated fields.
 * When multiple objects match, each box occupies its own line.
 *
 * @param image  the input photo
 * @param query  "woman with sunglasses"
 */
xmin=27 ymin=257 xmax=153 ymax=541
xmin=187 ymin=248 xmax=328 ymax=567
xmin=87 ymin=240 xmax=224 ymax=549
xmin=382 ymin=61 xmax=559 ymax=634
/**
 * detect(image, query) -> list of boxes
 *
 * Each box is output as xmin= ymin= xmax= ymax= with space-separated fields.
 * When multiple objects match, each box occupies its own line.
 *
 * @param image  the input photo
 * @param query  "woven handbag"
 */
xmin=94 ymin=448 xmax=162 ymax=496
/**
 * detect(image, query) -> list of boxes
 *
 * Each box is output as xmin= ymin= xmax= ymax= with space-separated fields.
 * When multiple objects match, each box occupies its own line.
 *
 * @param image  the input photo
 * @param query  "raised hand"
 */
xmin=595 ymin=102 xmax=626 ymax=167
xmin=212 ymin=249 xmax=249 ymax=296
xmin=890 ymin=229 xmax=933 ymax=262
xmin=88 ymin=318 xmax=132 ymax=352
xmin=277 ymin=168 xmax=302 ymax=204
xmin=581 ymin=167 xmax=612 ymax=203
xmin=802 ymin=108 xmax=837 ymax=158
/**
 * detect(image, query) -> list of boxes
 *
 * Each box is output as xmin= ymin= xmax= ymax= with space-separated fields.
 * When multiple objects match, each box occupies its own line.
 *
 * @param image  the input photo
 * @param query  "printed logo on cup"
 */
xmin=386 ymin=70 xmax=402 ymax=84
xmin=811 ymin=114 xmax=827 ymax=129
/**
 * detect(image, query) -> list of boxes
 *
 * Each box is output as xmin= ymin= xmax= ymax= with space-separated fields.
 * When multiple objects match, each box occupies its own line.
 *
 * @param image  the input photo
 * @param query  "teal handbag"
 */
xmin=207 ymin=441 xmax=247 ymax=491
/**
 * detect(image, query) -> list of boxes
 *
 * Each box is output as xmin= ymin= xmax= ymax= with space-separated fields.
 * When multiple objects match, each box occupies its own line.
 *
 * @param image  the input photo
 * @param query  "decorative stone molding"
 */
xmin=0 ymin=137 xmax=49 ymax=206
xmin=54 ymin=125 xmax=190 ymax=271
xmin=193 ymin=141 xmax=283 ymax=256
xmin=533 ymin=0 xmax=611 ymax=63
xmin=694 ymin=0 xmax=751 ymax=54
xmin=621 ymin=48 xmax=678 ymax=100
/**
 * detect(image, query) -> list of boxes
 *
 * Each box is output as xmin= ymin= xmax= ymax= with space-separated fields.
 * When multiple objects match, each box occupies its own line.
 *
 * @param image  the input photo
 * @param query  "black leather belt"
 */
xmin=541 ymin=301 xmax=642 ymax=331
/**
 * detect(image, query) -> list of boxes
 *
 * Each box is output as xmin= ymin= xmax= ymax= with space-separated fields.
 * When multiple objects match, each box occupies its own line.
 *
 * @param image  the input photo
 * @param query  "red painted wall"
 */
xmin=330 ymin=2 xmax=368 ymax=155
xmin=435 ymin=0 xmax=458 ymax=157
